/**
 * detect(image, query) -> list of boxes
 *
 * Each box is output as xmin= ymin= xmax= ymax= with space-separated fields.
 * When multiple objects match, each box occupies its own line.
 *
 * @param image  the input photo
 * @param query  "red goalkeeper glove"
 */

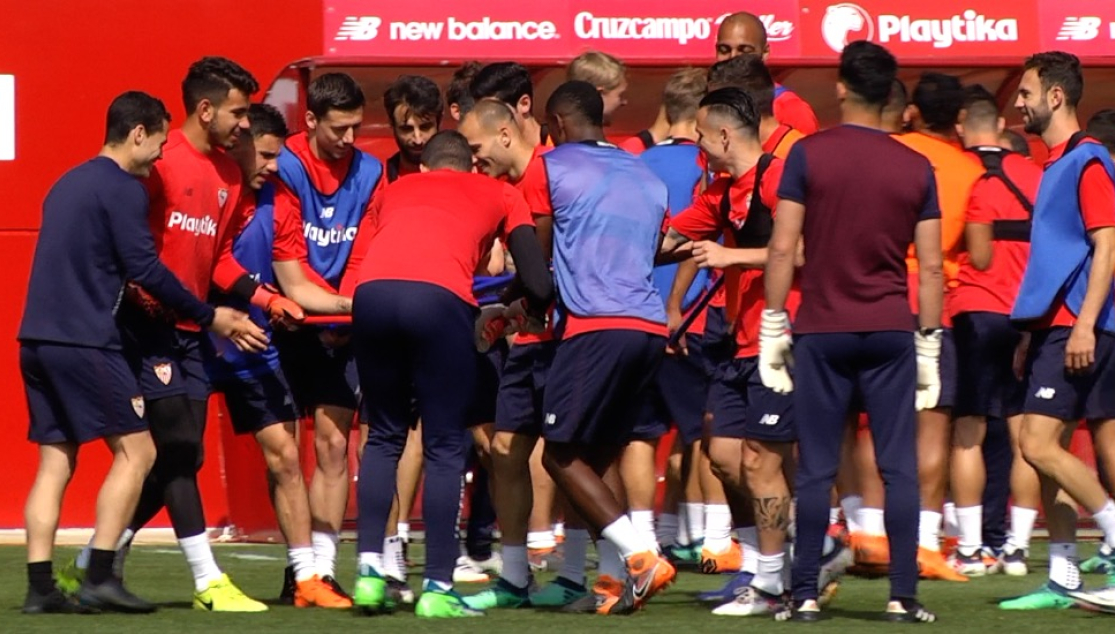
xmin=251 ymin=284 xmax=305 ymax=324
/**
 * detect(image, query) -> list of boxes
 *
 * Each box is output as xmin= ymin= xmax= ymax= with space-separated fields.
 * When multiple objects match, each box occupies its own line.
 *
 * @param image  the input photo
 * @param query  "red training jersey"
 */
xmin=341 ymin=169 xmax=533 ymax=305
xmin=774 ymin=88 xmax=819 ymax=135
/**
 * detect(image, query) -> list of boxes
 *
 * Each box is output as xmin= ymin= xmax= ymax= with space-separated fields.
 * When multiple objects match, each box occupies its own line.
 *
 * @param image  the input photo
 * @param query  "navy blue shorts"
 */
xmin=541 ymin=330 xmax=664 ymax=446
xmin=701 ymin=306 xmax=736 ymax=377
xmin=211 ymin=367 xmax=299 ymax=435
xmin=21 ymin=343 xmax=148 ymax=445
xmin=707 ymin=356 xmax=796 ymax=442
xmin=494 ymin=341 xmax=556 ymax=436
xmin=470 ymin=339 xmax=507 ymax=426
xmin=119 ymin=307 xmax=209 ymax=402
xmin=1023 ymin=327 xmax=1115 ymax=421
xmin=631 ymin=334 xmax=707 ymax=445
xmin=937 ymin=328 xmax=958 ymax=410
xmin=953 ymin=312 xmax=1025 ymax=419
xmin=274 ymin=327 xmax=360 ymax=414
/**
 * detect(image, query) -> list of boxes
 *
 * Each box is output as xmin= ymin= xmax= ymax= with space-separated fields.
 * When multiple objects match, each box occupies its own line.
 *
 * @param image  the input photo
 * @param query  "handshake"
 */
xmin=475 ymin=299 xmax=547 ymax=352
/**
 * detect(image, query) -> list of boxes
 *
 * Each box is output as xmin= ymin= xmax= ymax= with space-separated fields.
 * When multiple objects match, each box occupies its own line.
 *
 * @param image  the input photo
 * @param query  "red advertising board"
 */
xmin=1037 ymin=1 xmax=1115 ymax=55
xmin=324 ymin=0 xmax=801 ymax=62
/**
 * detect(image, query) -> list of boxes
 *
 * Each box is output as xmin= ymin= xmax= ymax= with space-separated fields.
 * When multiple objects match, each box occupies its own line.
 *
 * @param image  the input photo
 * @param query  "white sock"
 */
xmin=943 ymin=502 xmax=959 ymax=538
xmin=383 ymin=536 xmax=406 ymax=581
xmin=629 ymin=510 xmax=657 ymax=551
xmin=358 ymin=551 xmax=384 ymax=576
xmin=553 ymin=521 xmax=565 ymax=540
xmin=704 ymin=504 xmax=733 ymax=552
xmin=683 ymin=502 xmax=705 ymax=543
xmin=1006 ymin=506 xmax=1039 ymax=552
xmin=312 ymin=530 xmax=339 ymax=578
xmin=289 ymin=546 xmax=315 ymax=582
xmin=596 ymin=539 xmax=626 ymax=580
xmin=753 ymin=552 xmax=785 ymax=596
xmin=737 ymin=526 xmax=759 ymax=575
xmin=918 ymin=510 xmax=942 ymax=551
xmin=956 ymin=505 xmax=983 ymax=553
xmin=860 ymin=507 xmax=886 ymax=536
xmin=601 ymin=516 xmax=649 ymax=557
xmin=527 ymin=529 xmax=557 ymax=550
xmin=1049 ymin=542 xmax=1081 ymax=590
xmin=657 ymin=513 xmax=679 ymax=548
xmin=179 ymin=533 xmax=223 ymax=592
xmin=79 ymin=527 xmax=135 ymax=571
xmin=841 ymin=496 xmax=864 ymax=533
xmin=1093 ymin=500 xmax=1115 ymax=549
xmin=501 ymin=545 xmax=529 ymax=589
xmin=397 ymin=522 xmax=410 ymax=542
xmin=829 ymin=507 xmax=842 ymax=526
xmin=559 ymin=529 xmax=590 ymax=586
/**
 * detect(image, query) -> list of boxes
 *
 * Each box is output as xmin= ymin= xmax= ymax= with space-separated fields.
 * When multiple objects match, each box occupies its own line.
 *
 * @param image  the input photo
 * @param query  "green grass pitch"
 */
xmin=3 ymin=542 xmax=1115 ymax=632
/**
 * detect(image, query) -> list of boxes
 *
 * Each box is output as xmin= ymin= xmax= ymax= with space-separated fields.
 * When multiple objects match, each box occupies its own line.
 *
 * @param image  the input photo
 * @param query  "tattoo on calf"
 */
xmin=755 ymin=496 xmax=792 ymax=532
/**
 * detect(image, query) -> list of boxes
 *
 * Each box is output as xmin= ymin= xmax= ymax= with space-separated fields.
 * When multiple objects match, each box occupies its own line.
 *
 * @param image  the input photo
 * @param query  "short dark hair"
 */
xmin=912 ymin=72 xmax=965 ymax=132
xmin=884 ymin=79 xmax=908 ymax=114
xmin=470 ymin=62 xmax=533 ymax=107
xmin=247 ymin=103 xmax=288 ymax=139
xmin=182 ymin=56 xmax=259 ymax=113
xmin=384 ymin=75 xmax=444 ymax=126
xmin=420 ymin=130 xmax=474 ymax=171
xmin=1001 ymin=129 xmax=1031 ymax=156
xmin=447 ymin=61 xmax=483 ymax=115
xmin=105 ymin=91 xmax=170 ymax=145
xmin=699 ymin=87 xmax=761 ymax=134
xmin=706 ymin=54 xmax=774 ymax=116
xmin=1023 ymin=51 xmax=1084 ymax=109
xmin=546 ymin=80 xmax=604 ymax=128
xmin=961 ymin=84 xmax=1000 ymax=130
xmin=307 ymin=72 xmax=366 ymax=119
xmin=1087 ymin=109 xmax=1115 ymax=155
xmin=838 ymin=41 xmax=897 ymax=107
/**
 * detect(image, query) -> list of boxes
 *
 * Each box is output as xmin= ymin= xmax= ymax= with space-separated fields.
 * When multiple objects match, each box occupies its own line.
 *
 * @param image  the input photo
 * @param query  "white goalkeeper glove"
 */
xmin=914 ymin=328 xmax=943 ymax=411
xmin=759 ymin=309 xmax=794 ymax=394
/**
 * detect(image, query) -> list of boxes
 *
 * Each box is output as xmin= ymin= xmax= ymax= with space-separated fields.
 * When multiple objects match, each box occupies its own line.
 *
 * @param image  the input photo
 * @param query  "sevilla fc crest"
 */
xmin=131 ymin=396 xmax=146 ymax=418
xmin=217 ymin=188 xmax=229 ymax=209
xmin=153 ymin=363 xmax=173 ymax=385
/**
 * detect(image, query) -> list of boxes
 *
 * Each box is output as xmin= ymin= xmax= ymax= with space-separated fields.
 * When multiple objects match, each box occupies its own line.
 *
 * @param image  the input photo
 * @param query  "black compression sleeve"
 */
xmin=505 ymin=225 xmax=555 ymax=315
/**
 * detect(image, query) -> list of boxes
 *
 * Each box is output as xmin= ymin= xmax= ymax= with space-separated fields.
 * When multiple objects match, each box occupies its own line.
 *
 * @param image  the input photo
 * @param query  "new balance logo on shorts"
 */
xmin=758 ymin=414 xmax=781 ymax=426
xmin=544 ymin=413 xmax=557 ymax=426
xmin=1034 ymin=387 xmax=1056 ymax=400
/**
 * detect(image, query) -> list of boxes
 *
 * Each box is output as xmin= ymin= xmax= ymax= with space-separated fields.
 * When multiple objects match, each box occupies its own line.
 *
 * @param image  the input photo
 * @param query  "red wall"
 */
xmin=0 ymin=1 xmax=323 ymax=528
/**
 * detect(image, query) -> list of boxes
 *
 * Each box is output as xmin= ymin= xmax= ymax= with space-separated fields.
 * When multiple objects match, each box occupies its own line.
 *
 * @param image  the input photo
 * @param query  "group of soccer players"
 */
xmin=17 ymin=8 xmax=1115 ymax=624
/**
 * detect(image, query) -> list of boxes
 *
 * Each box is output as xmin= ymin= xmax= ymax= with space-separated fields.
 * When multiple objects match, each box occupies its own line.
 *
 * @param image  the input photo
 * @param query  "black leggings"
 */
xmin=129 ymin=397 xmax=209 ymax=539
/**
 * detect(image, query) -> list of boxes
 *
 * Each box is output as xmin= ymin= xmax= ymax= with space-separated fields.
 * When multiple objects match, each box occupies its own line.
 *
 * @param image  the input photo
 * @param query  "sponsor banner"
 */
xmin=324 ymin=0 xmax=801 ymax=60
xmin=1038 ymin=1 xmax=1115 ymax=55
xmin=798 ymin=0 xmax=1040 ymax=59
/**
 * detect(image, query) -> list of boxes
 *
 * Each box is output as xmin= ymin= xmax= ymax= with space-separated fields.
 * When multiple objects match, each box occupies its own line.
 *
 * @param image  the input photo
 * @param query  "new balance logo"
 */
xmin=335 ymin=16 xmax=382 ymax=41
xmin=758 ymin=414 xmax=781 ymax=426
xmin=544 ymin=413 xmax=556 ymax=426
xmin=1034 ymin=387 xmax=1056 ymax=400
xmin=1056 ymin=16 xmax=1101 ymax=41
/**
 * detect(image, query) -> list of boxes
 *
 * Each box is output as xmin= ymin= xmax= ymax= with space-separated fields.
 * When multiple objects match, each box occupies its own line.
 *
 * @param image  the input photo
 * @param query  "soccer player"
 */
xmin=210 ymin=103 xmax=353 ymax=608
xmin=707 ymin=54 xmax=805 ymax=157
xmin=535 ymin=80 xmax=676 ymax=615
xmin=947 ymin=87 xmax=1041 ymax=577
xmin=104 ymin=57 xmax=285 ymax=612
xmin=761 ymin=41 xmax=943 ymax=623
xmin=896 ymin=72 xmax=983 ymax=582
xmin=341 ymin=130 xmax=553 ymax=618
xmin=19 ymin=91 xmax=253 ymax=614
xmin=1006 ymin=51 xmax=1115 ymax=612
xmin=447 ymin=61 xmax=483 ymax=122
xmin=881 ymin=78 xmax=909 ymax=133
xmin=619 ymin=105 xmax=670 ymax=154
xmin=273 ymin=72 xmax=384 ymax=596
xmin=566 ymin=50 xmax=628 ymax=126
xmin=714 ymin=12 xmax=818 ymax=134
xmin=384 ymin=75 xmax=443 ymax=181
xmin=456 ymin=99 xmax=574 ymax=608
xmin=470 ymin=62 xmax=550 ymax=147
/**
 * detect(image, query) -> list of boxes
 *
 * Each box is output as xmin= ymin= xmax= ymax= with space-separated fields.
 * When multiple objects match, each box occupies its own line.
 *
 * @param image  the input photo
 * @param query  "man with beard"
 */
xmin=384 ymin=75 xmax=443 ymax=181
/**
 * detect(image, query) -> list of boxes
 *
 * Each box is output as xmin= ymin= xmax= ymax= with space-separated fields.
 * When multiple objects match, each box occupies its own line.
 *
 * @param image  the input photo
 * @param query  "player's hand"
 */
xmin=666 ymin=305 xmax=687 ymax=356
xmin=504 ymin=298 xmax=546 ymax=335
xmin=914 ymin=329 xmax=943 ymax=410
xmin=209 ymin=307 xmax=269 ymax=353
xmin=1065 ymin=324 xmax=1096 ymax=373
xmin=475 ymin=304 xmax=510 ymax=353
xmin=758 ymin=309 xmax=794 ymax=393
xmin=692 ymin=241 xmax=731 ymax=270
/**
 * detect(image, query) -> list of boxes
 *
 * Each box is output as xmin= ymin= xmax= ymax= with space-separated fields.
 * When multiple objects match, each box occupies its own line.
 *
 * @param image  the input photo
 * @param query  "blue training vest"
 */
xmin=640 ymin=139 xmax=709 ymax=311
xmin=276 ymin=146 xmax=382 ymax=289
xmin=546 ymin=141 xmax=668 ymax=325
xmin=205 ymin=183 xmax=282 ymax=380
xmin=1012 ymin=138 xmax=1115 ymax=333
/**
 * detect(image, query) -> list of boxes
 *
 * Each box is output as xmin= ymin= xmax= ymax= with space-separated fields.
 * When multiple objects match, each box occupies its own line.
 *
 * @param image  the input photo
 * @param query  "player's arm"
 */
xmin=534 ymin=215 xmax=553 ymax=262
xmin=666 ymin=259 xmax=700 ymax=351
xmin=273 ymin=260 xmax=352 ymax=315
xmin=476 ymin=238 xmax=506 ymax=276
xmin=338 ymin=188 xmax=382 ymax=299
xmin=764 ymin=200 xmax=802 ymax=312
xmin=659 ymin=189 xmax=723 ymax=262
xmin=963 ymin=180 xmax=994 ymax=271
xmin=692 ymin=242 xmax=768 ymax=270
xmin=502 ymin=187 xmax=554 ymax=315
xmin=1066 ymin=161 xmax=1115 ymax=372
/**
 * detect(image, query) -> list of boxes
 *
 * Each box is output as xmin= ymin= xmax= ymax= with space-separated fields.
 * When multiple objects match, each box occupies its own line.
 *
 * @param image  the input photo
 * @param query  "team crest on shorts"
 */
xmin=217 ymin=188 xmax=229 ymax=209
xmin=153 ymin=363 xmax=173 ymax=385
xmin=131 ymin=396 xmax=146 ymax=418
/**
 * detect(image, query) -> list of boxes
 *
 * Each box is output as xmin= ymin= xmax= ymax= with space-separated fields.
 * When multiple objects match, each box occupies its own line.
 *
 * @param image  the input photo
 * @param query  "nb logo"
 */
xmin=335 ymin=16 xmax=382 ymax=41
xmin=544 ymin=413 xmax=557 ymax=426
xmin=1034 ymin=387 xmax=1056 ymax=400
xmin=758 ymin=414 xmax=780 ymax=426
xmin=1056 ymin=16 xmax=1101 ymax=41
xmin=320 ymin=206 xmax=335 ymax=219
